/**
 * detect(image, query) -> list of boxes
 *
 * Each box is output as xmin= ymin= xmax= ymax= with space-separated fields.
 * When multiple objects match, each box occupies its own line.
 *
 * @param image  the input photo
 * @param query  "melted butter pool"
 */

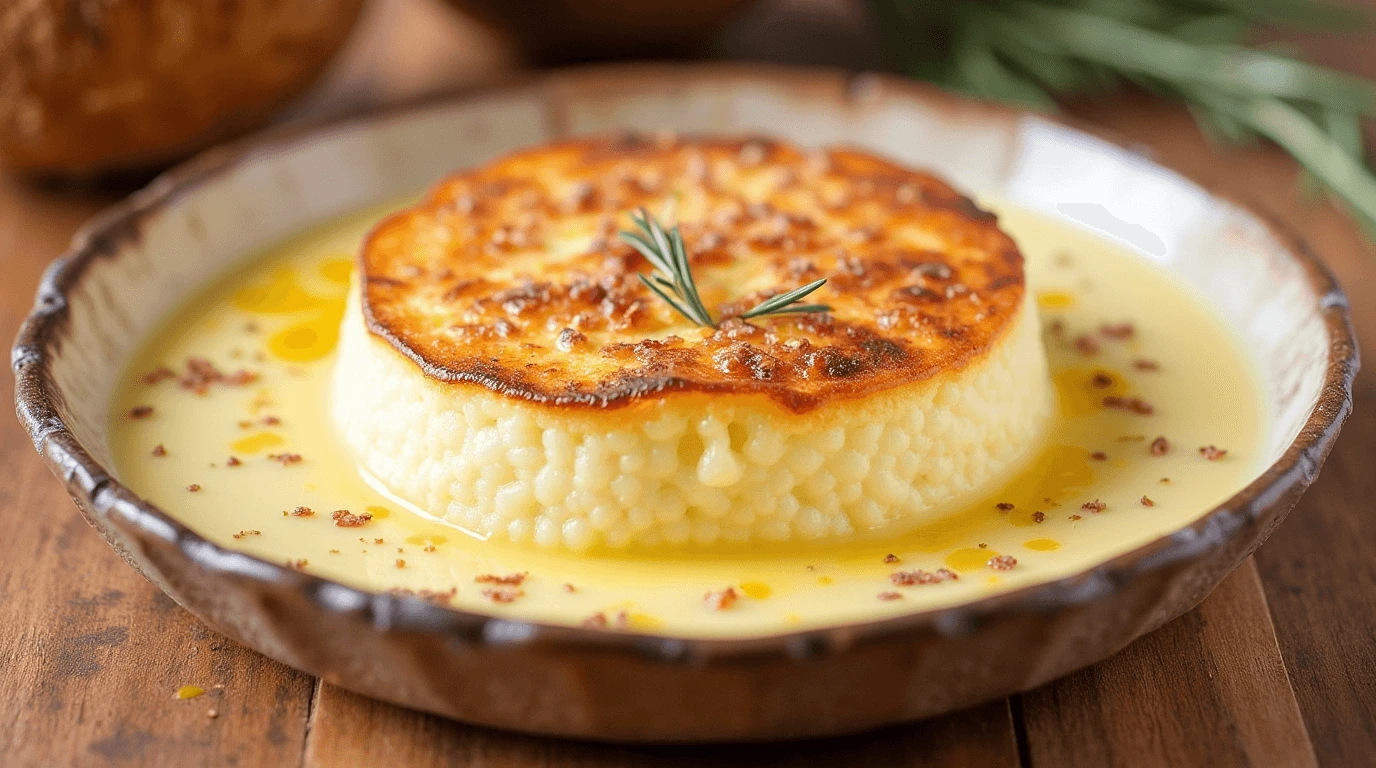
xmin=108 ymin=201 xmax=1267 ymax=638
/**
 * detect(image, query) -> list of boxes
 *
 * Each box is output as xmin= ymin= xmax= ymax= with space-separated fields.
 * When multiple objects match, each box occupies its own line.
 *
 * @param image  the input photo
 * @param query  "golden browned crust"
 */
xmin=360 ymin=134 xmax=1025 ymax=413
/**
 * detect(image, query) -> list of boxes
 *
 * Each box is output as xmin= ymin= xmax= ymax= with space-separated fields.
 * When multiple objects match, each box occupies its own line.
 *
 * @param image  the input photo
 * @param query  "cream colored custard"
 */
xmin=108 ymin=200 xmax=1267 ymax=638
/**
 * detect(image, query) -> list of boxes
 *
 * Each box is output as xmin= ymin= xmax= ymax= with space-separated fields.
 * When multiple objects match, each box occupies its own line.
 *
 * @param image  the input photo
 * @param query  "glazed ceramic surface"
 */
xmin=13 ymin=65 xmax=1356 ymax=741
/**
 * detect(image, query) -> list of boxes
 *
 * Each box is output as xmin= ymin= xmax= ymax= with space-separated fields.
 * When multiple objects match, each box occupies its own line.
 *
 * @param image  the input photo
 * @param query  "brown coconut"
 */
xmin=0 ymin=0 xmax=365 ymax=177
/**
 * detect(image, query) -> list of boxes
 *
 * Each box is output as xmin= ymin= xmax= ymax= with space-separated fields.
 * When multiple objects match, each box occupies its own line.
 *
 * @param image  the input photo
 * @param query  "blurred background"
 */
xmin=2 ymin=0 xmax=1375 ymax=224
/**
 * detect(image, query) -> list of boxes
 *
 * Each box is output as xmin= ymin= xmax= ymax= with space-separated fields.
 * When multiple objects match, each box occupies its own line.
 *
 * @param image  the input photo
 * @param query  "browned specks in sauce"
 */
xmin=262 ymin=416 xmax=281 ymax=426
xmin=1150 ymin=436 xmax=1170 ymax=456
xmin=1103 ymin=396 xmax=1155 ymax=415
xmin=582 ymin=612 xmax=609 ymax=628
xmin=1032 ymin=511 xmax=1046 ymax=523
xmin=1141 ymin=496 xmax=1155 ymax=507
xmin=395 ymin=559 xmax=405 ymax=569
xmin=1090 ymin=451 xmax=1108 ymax=461
xmin=1082 ymin=499 xmax=1106 ymax=513
xmin=1100 ymin=322 xmax=1135 ymax=340
xmin=988 ymin=555 xmax=1017 ymax=571
xmin=423 ymin=544 xmax=436 ymax=553
xmin=329 ymin=549 xmax=340 ymax=554
xmin=142 ymin=367 xmax=175 ymax=385
xmin=1160 ymin=477 xmax=1172 ymax=484
xmin=373 ymin=538 xmax=384 ymax=544
xmin=878 ymin=591 xmax=904 ymax=601
xmin=475 ymin=572 xmax=528 ymax=586
xmin=704 ymin=587 xmax=739 ymax=611
xmin=978 ymin=543 xmax=987 ymax=549
xmin=563 ymin=583 xmax=577 ymax=593
xmin=151 ymin=444 xmax=167 ymax=457
xmin=890 ymin=568 xmax=958 ymax=586
xmin=289 ymin=559 xmax=308 ymax=571
xmin=331 ymin=509 xmax=372 ymax=527
xmin=1074 ymin=334 xmax=1101 ymax=356
xmin=226 ymin=456 xmax=241 ymax=467
xmin=268 ymin=453 xmax=302 ymax=466
xmin=128 ymin=405 xmax=154 ymax=419
xmin=996 ymin=502 xmax=1014 ymax=512
xmin=883 ymin=554 xmax=900 ymax=564
xmin=232 ymin=530 xmax=260 ymax=539
xmin=290 ymin=506 xmax=314 ymax=517
xmin=1199 ymin=445 xmax=1228 ymax=461
xmin=1049 ymin=319 xmax=1065 ymax=338
xmin=1134 ymin=358 xmax=1160 ymax=372
xmin=1070 ymin=514 xmax=1083 ymax=521
xmin=186 ymin=484 xmax=201 ymax=492
xmin=482 ymin=586 xmax=523 ymax=603
xmin=1091 ymin=371 xmax=1114 ymax=389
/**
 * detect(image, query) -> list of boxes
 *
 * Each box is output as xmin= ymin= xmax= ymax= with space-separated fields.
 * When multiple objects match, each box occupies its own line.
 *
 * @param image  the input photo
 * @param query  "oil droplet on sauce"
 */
xmin=231 ymin=432 xmax=284 ymax=454
xmin=175 ymin=685 xmax=205 ymax=700
xmin=1037 ymin=290 xmax=1077 ymax=309
xmin=268 ymin=314 xmax=342 ymax=362
xmin=365 ymin=505 xmax=392 ymax=519
xmin=1024 ymin=538 xmax=1062 ymax=552
xmin=404 ymin=533 xmax=445 ymax=546
xmin=946 ymin=547 xmax=997 ymax=573
xmin=233 ymin=268 xmax=324 ymax=314
xmin=626 ymin=612 xmax=663 ymax=631
xmin=319 ymin=257 xmax=354 ymax=285
xmin=1055 ymin=367 xmax=1130 ymax=417
xmin=738 ymin=581 xmax=772 ymax=600
xmin=817 ymin=576 xmax=834 ymax=586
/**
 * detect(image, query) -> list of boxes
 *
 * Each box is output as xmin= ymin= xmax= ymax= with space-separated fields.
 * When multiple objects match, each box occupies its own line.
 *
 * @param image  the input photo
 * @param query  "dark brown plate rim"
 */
xmin=11 ymin=63 xmax=1360 ymax=662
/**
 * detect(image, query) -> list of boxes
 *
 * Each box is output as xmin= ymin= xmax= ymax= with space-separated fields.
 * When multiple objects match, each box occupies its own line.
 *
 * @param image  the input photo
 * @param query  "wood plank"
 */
xmin=0 ymin=180 xmax=316 ymax=767
xmin=1069 ymin=92 xmax=1376 ymax=767
xmin=1019 ymin=559 xmax=1315 ymax=768
xmin=302 ymin=683 xmax=1021 ymax=768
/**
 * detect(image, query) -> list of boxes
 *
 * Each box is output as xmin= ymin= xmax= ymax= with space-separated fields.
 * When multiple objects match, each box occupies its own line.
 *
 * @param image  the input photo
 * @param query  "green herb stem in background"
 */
xmin=873 ymin=0 xmax=1376 ymax=232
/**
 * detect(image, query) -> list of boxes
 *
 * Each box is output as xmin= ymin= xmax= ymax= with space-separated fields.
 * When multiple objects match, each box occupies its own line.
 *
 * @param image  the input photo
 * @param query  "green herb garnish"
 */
xmin=619 ymin=208 xmax=830 ymax=328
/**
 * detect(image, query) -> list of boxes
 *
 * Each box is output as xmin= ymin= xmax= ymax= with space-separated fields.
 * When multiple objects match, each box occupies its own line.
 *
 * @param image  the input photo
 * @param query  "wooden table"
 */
xmin=2 ymin=12 xmax=1374 ymax=768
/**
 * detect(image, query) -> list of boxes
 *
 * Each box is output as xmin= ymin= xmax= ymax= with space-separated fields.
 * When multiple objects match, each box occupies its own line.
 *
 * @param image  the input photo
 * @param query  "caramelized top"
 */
xmin=360 ymin=135 xmax=1025 ymax=413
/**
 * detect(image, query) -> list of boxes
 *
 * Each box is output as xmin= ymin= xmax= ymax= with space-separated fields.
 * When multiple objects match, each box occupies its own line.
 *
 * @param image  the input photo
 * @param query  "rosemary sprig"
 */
xmin=618 ymin=208 xmax=830 ymax=327
xmin=873 ymin=0 xmax=1376 ymax=234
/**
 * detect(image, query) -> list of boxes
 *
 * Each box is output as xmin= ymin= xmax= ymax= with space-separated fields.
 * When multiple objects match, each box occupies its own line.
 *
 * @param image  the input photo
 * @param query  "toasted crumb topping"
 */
xmin=1099 ymin=322 xmax=1134 ymax=340
xmin=704 ymin=587 xmax=740 ymax=611
xmin=482 ymin=586 xmax=523 ymax=603
xmin=331 ymin=509 xmax=372 ymax=527
xmin=267 ymin=453 xmax=302 ymax=466
xmin=987 ymin=555 xmax=1017 ymax=571
xmin=1082 ymin=499 xmax=1107 ymax=513
xmin=877 ymin=591 xmax=904 ymax=601
xmin=890 ymin=568 xmax=958 ymax=586
xmin=996 ymin=502 xmax=1014 ymax=511
xmin=1150 ymin=436 xmax=1170 ymax=456
xmin=1141 ymin=496 xmax=1155 ymax=507
xmin=883 ymin=553 xmax=900 ymax=564
xmin=186 ymin=484 xmax=201 ymax=492
xmin=360 ymin=135 xmax=1026 ymax=413
xmin=1199 ymin=445 xmax=1228 ymax=461
xmin=289 ymin=506 xmax=314 ymax=517
xmin=1032 ymin=511 xmax=1045 ymax=523
xmin=232 ymin=530 xmax=260 ymax=539
xmin=1103 ymin=396 xmax=1155 ymax=415
xmin=289 ymin=559 xmax=308 ymax=571
xmin=226 ymin=456 xmax=242 ymax=467
xmin=151 ymin=444 xmax=166 ymax=457
xmin=475 ymin=572 xmax=527 ymax=586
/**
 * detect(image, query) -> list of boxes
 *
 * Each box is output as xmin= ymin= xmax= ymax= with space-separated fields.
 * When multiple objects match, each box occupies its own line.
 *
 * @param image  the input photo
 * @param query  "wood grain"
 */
xmin=1020 ymin=560 xmax=1315 ymax=768
xmin=302 ymin=682 xmax=1020 ymax=768
xmin=0 ymin=183 xmax=316 ymax=767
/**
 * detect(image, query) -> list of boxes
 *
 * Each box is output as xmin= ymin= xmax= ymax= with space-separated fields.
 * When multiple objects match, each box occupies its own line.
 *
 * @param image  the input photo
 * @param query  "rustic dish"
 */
xmin=13 ymin=64 xmax=1357 ymax=742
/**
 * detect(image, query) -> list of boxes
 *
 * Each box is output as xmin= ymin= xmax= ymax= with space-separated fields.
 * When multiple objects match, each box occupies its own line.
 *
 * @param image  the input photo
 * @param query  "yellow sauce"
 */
xmin=108 ymin=201 xmax=1267 ymax=638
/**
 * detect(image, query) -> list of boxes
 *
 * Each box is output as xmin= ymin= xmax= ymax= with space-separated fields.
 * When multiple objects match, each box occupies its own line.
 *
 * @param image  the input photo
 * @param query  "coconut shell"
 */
xmin=0 ymin=0 xmax=365 ymax=177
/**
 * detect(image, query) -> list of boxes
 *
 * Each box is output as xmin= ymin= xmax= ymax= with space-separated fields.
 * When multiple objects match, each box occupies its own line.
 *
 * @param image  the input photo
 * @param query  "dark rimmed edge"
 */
xmin=10 ymin=61 xmax=1361 ymax=727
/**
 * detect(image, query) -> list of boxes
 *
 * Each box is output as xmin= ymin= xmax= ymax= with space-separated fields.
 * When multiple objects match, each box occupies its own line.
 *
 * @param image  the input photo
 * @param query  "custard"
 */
xmin=108 ymin=201 xmax=1266 ymax=638
xmin=335 ymin=137 xmax=1052 ymax=549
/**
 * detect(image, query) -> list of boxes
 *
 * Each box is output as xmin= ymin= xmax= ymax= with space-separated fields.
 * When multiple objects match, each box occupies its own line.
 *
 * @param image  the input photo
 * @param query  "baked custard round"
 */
xmin=331 ymin=135 xmax=1053 ymax=550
